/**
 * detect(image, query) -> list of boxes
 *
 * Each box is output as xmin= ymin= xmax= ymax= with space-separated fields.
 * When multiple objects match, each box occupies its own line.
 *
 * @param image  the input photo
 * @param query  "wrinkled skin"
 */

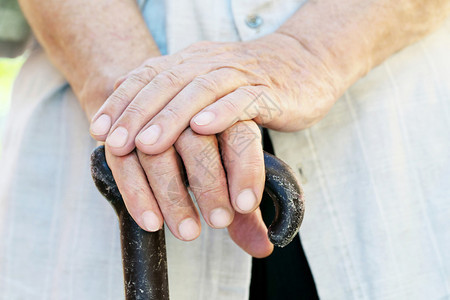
xmin=105 ymin=121 xmax=273 ymax=258
xmin=90 ymin=33 xmax=339 ymax=157
xmin=86 ymin=32 xmax=341 ymax=258
xmin=21 ymin=0 xmax=448 ymax=258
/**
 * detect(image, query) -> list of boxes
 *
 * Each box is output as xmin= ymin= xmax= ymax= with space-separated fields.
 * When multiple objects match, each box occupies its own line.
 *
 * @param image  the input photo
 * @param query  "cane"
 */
xmin=91 ymin=145 xmax=304 ymax=300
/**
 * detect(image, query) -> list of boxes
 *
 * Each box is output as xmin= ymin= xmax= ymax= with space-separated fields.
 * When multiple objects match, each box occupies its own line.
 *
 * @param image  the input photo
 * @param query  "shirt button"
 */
xmin=245 ymin=14 xmax=263 ymax=29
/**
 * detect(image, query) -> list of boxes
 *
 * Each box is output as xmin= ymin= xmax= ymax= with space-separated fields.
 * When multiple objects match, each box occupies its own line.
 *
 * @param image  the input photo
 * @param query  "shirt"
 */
xmin=1 ymin=1 xmax=449 ymax=299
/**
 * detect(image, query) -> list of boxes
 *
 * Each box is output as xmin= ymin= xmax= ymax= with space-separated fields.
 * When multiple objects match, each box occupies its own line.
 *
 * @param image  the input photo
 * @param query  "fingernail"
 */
xmin=236 ymin=189 xmax=257 ymax=212
xmin=193 ymin=111 xmax=215 ymax=126
xmin=178 ymin=218 xmax=200 ymax=240
xmin=210 ymin=208 xmax=231 ymax=228
xmin=107 ymin=126 xmax=128 ymax=148
xmin=90 ymin=114 xmax=111 ymax=136
xmin=142 ymin=210 xmax=161 ymax=232
xmin=138 ymin=124 xmax=161 ymax=145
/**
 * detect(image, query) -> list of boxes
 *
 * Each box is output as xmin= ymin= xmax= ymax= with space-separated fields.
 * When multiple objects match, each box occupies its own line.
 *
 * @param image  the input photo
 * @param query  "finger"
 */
xmin=90 ymin=60 xmax=167 ymax=141
xmin=135 ymin=67 xmax=248 ymax=155
xmin=219 ymin=121 xmax=265 ymax=214
xmin=137 ymin=147 xmax=201 ymax=241
xmin=105 ymin=148 xmax=164 ymax=232
xmin=174 ymin=128 xmax=234 ymax=229
xmin=227 ymin=209 xmax=274 ymax=258
xmin=113 ymin=74 xmax=129 ymax=91
xmin=106 ymin=61 xmax=223 ymax=156
xmin=191 ymin=86 xmax=283 ymax=135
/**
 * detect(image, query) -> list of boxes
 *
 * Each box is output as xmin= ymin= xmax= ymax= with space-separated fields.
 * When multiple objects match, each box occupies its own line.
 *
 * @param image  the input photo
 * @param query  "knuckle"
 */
xmin=142 ymin=149 xmax=177 ymax=176
xmin=124 ymin=103 xmax=147 ymax=119
xmin=139 ymin=65 xmax=160 ymax=81
xmin=143 ymin=56 xmax=162 ymax=67
xmin=122 ymin=184 xmax=148 ymax=203
xmin=195 ymin=182 xmax=226 ymax=201
xmin=137 ymin=150 xmax=157 ymax=165
xmin=108 ymin=87 xmax=131 ymax=107
xmin=240 ymin=121 xmax=262 ymax=139
xmin=156 ymin=70 xmax=185 ymax=89
xmin=113 ymin=75 xmax=127 ymax=90
xmin=179 ymin=127 xmax=196 ymax=140
xmin=240 ymin=87 xmax=260 ymax=102
xmin=164 ymin=105 xmax=182 ymax=120
xmin=240 ymin=159 xmax=263 ymax=173
xmin=177 ymin=134 xmax=216 ymax=158
xmin=164 ymin=195 xmax=190 ymax=211
xmin=221 ymin=122 xmax=261 ymax=148
xmin=191 ymin=76 xmax=218 ymax=94
xmin=127 ymin=73 xmax=149 ymax=86
xmin=176 ymin=128 xmax=197 ymax=151
xmin=152 ymin=167 xmax=176 ymax=178
xmin=221 ymin=98 xmax=241 ymax=116
xmin=241 ymin=119 xmax=261 ymax=132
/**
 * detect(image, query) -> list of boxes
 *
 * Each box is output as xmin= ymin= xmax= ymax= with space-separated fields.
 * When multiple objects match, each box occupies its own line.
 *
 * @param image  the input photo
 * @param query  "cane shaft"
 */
xmin=119 ymin=211 xmax=169 ymax=300
xmin=90 ymin=146 xmax=170 ymax=299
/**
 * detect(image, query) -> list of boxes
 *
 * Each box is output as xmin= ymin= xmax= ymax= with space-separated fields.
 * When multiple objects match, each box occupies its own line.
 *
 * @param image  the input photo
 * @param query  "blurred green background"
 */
xmin=0 ymin=57 xmax=24 ymax=151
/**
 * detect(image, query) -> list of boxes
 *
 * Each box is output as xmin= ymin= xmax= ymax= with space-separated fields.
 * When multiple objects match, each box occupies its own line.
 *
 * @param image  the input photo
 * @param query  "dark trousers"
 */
xmin=249 ymin=130 xmax=319 ymax=300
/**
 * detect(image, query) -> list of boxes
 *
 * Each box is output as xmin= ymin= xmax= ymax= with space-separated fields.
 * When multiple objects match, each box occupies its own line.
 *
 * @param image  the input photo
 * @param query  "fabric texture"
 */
xmin=1 ymin=0 xmax=449 ymax=299
xmin=269 ymin=17 xmax=450 ymax=300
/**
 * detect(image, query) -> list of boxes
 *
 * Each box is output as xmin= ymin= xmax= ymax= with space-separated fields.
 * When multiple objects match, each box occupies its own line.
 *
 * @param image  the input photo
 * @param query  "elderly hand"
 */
xmin=89 ymin=32 xmax=341 ymax=157
xmin=105 ymin=120 xmax=273 ymax=258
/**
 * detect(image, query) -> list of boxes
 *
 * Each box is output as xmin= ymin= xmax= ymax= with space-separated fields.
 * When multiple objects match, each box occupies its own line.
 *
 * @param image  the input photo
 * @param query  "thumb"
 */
xmin=227 ymin=208 xmax=274 ymax=258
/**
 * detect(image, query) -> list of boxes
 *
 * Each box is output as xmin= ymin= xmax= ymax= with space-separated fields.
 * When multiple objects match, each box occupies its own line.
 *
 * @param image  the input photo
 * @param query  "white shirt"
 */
xmin=1 ymin=0 xmax=449 ymax=299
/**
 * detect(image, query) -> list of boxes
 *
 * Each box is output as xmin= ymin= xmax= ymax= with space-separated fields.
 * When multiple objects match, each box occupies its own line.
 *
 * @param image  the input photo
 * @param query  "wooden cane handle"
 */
xmin=90 ymin=145 xmax=305 ymax=298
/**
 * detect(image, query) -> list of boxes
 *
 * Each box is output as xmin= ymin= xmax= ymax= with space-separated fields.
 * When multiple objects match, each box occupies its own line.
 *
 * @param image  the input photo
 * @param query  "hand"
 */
xmin=89 ymin=32 xmax=341 ymax=157
xmin=105 ymin=121 xmax=273 ymax=258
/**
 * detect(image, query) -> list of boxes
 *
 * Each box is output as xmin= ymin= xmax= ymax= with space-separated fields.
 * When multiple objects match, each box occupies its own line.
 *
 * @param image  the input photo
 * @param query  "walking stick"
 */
xmin=91 ymin=145 xmax=304 ymax=300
